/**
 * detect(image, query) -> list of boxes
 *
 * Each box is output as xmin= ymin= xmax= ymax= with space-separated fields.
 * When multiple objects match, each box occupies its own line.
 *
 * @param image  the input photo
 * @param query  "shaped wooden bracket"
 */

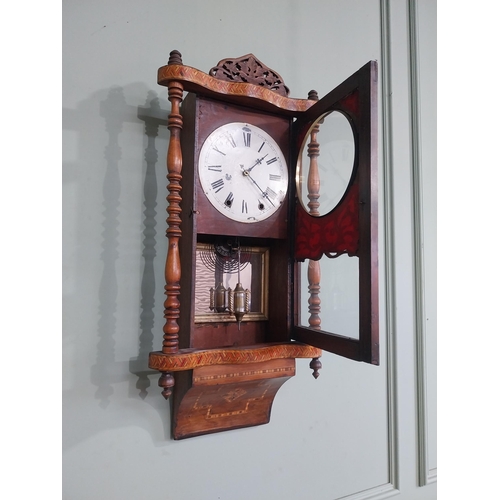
xmin=149 ymin=342 xmax=321 ymax=439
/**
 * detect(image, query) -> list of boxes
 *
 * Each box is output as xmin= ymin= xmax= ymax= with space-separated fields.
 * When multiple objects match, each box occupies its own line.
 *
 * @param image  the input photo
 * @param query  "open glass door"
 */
xmin=292 ymin=61 xmax=379 ymax=364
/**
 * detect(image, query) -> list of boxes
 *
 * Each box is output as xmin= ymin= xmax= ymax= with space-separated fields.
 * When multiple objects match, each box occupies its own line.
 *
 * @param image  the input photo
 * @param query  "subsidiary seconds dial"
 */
xmin=198 ymin=122 xmax=288 ymax=223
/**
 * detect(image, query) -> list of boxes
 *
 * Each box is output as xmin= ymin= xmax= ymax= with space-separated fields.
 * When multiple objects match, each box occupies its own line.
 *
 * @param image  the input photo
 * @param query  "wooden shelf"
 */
xmin=149 ymin=341 xmax=321 ymax=372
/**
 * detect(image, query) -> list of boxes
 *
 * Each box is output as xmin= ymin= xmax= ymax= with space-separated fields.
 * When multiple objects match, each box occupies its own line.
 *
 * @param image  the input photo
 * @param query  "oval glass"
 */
xmin=296 ymin=110 xmax=355 ymax=216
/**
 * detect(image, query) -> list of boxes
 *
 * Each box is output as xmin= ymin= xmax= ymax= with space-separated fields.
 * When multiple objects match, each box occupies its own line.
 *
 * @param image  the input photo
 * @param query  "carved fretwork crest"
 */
xmin=209 ymin=54 xmax=290 ymax=96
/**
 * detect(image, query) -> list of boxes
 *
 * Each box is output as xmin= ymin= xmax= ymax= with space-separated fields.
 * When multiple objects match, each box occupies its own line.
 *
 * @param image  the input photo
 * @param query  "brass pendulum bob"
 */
xmin=214 ymin=282 xmax=227 ymax=312
xmin=209 ymin=282 xmax=227 ymax=312
xmin=232 ymin=282 xmax=247 ymax=324
xmin=228 ymin=245 xmax=250 ymax=329
xmin=228 ymin=283 xmax=250 ymax=330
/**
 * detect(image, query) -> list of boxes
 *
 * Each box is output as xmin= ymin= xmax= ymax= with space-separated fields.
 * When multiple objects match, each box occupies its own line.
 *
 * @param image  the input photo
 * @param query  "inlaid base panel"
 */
xmin=172 ymin=358 xmax=295 ymax=439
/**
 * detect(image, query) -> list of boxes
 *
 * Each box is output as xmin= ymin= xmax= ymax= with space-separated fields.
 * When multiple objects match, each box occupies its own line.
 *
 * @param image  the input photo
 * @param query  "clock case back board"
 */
xmin=179 ymin=95 xmax=293 ymax=351
xmin=148 ymin=52 xmax=378 ymax=439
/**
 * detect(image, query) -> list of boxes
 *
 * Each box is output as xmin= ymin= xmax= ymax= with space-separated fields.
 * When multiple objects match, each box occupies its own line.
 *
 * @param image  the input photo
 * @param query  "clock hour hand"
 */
xmin=240 ymin=165 xmax=275 ymax=207
xmin=247 ymin=154 xmax=268 ymax=172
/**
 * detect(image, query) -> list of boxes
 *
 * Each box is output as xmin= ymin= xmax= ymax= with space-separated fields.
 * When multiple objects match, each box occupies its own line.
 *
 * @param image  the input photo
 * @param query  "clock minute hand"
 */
xmin=247 ymin=154 xmax=268 ymax=172
xmin=240 ymin=165 xmax=275 ymax=207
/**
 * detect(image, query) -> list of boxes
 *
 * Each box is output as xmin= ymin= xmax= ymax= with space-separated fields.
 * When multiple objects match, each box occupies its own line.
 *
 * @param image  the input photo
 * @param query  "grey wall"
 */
xmin=62 ymin=1 xmax=436 ymax=499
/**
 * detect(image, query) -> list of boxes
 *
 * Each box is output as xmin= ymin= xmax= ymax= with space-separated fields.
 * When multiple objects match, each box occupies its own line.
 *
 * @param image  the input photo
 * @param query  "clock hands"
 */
xmin=239 ymin=164 xmax=275 ymax=207
xmin=247 ymin=154 xmax=268 ymax=172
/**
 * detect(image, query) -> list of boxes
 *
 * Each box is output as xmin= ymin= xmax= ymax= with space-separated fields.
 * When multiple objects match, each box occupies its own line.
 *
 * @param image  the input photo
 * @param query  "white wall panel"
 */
xmin=62 ymin=1 xmax=436 ymax=498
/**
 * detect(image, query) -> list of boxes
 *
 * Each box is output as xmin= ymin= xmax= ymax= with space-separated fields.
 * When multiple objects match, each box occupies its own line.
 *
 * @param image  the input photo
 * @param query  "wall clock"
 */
xmin=148 ymin=50 xmax=378 ymax=439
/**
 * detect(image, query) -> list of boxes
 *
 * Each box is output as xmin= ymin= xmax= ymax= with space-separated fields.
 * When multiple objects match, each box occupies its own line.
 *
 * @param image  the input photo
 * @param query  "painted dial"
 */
xmin=198 ymin=122 xmax=288 ymax=223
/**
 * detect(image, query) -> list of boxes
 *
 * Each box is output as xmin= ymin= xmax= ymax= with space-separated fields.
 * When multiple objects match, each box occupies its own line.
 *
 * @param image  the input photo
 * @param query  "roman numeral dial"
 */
xmin=198 ymin=122 xmax=288 ymax=223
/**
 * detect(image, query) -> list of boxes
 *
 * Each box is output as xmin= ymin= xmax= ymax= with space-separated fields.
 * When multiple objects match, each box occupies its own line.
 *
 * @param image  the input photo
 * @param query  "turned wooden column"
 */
xmin=306 ymin=90 xmax=321 ymax=218
xmin=307 ymin=90 xmax=322 ymax=378
xmin=162 ymin=50 xmax=184 ymax=355
xmin=307 ymin=260 xmax=321 ymax=330
xmin=158 ymin=50 xmax=184 ymax=399
xmin=306 ymin=90 xmax=321 ymax=331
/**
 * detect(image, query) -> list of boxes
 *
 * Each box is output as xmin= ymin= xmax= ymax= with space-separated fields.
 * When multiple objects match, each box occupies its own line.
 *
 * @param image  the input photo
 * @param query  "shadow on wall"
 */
xmin=131 ymin=93 xmax=169 ymax=401
xmin=62 ymin=83 xmax=172 ymax=448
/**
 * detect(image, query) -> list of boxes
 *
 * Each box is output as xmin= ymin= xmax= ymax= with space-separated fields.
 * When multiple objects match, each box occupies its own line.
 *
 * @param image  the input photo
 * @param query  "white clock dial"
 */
xmin=198 ymin=122 xmax=288 ymax=223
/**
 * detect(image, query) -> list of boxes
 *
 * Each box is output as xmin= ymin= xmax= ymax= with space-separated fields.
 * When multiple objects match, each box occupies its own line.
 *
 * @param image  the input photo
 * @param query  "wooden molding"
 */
xmin=157 ymin=63 xmax=315 ymax=116
xmin=149 ymin=342 xmax=321 ymax=372
xmin=408 ymin=0 xmax=436 ymax=486
xmin=377 ymin=0 xmax=401 ymax=496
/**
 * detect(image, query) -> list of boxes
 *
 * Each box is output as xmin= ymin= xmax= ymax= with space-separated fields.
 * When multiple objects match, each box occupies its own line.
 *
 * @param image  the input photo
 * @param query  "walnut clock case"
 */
xmin=148 ymin=51 xmax=378 ymax=439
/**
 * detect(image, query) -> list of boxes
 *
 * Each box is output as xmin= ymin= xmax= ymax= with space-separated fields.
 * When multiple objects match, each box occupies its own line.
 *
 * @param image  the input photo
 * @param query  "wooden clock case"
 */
xmin=148 ymin=51 xmax=378 ymax=439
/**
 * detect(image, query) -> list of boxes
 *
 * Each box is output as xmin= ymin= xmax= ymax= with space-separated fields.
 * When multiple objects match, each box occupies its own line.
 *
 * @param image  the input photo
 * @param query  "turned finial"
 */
xmin=310 ymin=357 xmax=322 ymax=379
xmin=168 ymin=50 xmax=183 ymax=65
xmin=308 ymin=90 xmax=319 ymax=101
xmin=159 ymin=371 xmax=175 ymax=400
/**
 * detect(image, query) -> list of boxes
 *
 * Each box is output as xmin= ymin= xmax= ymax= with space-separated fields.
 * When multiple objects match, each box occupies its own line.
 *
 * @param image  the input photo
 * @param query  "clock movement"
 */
xmin=148 ymin=50 xmax=378 ymax=439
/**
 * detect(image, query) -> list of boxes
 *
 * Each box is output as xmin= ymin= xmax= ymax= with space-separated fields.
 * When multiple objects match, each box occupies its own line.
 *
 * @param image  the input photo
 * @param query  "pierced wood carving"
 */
xmin=209 ymin=54 xmax=290 ymax=96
